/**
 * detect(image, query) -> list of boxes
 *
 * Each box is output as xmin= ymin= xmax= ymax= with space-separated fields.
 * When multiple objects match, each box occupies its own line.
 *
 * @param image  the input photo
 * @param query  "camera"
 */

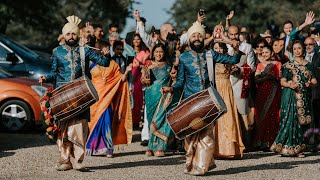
xmin=199 ymin=9 xmax=205 ymax=16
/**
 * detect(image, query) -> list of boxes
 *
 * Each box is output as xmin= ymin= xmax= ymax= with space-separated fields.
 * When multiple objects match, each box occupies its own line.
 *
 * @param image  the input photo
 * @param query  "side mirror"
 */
xmin=6 ymin=53 xmax=19 ymax=64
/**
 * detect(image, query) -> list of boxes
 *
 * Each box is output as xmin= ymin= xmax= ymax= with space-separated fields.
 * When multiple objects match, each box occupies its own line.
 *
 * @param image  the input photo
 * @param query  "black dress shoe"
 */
xmin=140 ymin=140 xmax=149 ymax=146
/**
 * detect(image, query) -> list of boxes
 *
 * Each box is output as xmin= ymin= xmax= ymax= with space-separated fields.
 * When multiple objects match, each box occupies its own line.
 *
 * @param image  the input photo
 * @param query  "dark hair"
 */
xmin=79 ymin=23 xmax=86 ymax=30
xmin=240 ymin=32 xmax=251 ymax=43
xmin=283 ymin=20 xmax=293 ymax=27
xmin=95 ymin=40 xmax=110 ymax=49
xmin=108 ymin=23 xmax=119 ymax=30
xmin=291 ymin=40 xmax=306 ymax=57
xmin=308 ymin=28 xmax=319 ymax=37
xmin=211 ymin=42 xmax=231 ymax=73
xmin=140 ymin=17 xmax=147 ymax=24
xmin=253 ymin=37 xmax=268 ymax=49
xmin=92 ymin=23 xmax=103 ymax=30
xmin=204 ymin=26 xmax=213 ymax=35
xmin=272 ymin=39 xmax=288 ymax=64
xmin=113 ymin=40 xmax=124 ymax=51
xmin=211 ymin=42 xmax=228 ymax=54
xmin=130 ymin=33 xmax=148 ymax=51
xmin=165 ymin=33 xmax=180 ymax=65
xmin=151 ymin=43 xmax=167 ymax=62
xmin=263 ymin=44 xmax=273 ymax=53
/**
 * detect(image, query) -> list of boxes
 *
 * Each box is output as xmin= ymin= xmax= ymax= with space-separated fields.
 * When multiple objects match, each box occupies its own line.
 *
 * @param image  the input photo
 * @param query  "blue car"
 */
xmin=0 ymin=34 xmax=51 ymax=79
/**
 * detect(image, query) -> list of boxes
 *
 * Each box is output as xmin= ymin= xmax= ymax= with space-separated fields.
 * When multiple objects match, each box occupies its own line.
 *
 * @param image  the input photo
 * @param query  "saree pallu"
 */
xmin=271 ymin=62 xmax=313 ymax=156
xmin=86 ymin=61 xmax=132 ymax=156
xmin=145 ymin=64 xmax=174 ymax=154
xmin=254 ymin=62 xmax=281 ymax=149
xmin=213 ymin=64 xmax=245 ymax=159
xmin=132 ymin=50 xmax=149 ymax=126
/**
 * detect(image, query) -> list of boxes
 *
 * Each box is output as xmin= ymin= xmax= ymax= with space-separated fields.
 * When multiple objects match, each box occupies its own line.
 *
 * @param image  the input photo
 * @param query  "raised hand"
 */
xmin=197 ymin=11 xmax=206 ymax=24
xmin=305 ymin=11 xmax=315 ymax=26
xmin=227 ymin=10 xmax=234 ymax=20
xmin=133 ymin=9 xmax=141 ymax=21
xmin=86 ymin=22 xmax=94 ymax=36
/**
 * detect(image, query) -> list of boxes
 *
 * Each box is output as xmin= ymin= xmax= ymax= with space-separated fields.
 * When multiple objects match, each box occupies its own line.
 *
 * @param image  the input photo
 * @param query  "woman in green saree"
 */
xmin=270 ymin=41 xmax=317 ymax=157
xmin=141 ymin=43 xmax=175 ymax=157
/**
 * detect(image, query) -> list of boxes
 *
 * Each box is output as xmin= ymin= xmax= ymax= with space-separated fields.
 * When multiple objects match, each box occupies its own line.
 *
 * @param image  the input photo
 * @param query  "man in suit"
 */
xmin=311 ymin=40 xmax=320 ymax=151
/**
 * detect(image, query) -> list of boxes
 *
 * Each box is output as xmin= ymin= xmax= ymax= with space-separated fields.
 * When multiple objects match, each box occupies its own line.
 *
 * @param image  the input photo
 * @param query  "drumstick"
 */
xmin=87 ymin=46 xmax=101 ymax=51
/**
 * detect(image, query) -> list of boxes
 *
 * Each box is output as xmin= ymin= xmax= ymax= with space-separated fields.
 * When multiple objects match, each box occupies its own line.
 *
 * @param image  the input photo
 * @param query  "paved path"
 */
xmin=0 ymin=132 xmax=319 ymax=180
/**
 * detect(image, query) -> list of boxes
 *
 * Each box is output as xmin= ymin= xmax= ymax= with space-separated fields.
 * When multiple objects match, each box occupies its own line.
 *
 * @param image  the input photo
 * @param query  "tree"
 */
xmin=169 ymin=0 xmax=320 ymax=36
xmin=0 ymin=0 xmax=134 ymax=46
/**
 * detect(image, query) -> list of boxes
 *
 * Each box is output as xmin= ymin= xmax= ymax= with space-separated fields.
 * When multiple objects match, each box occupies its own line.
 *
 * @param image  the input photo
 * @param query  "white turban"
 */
xmin=62 ymin=15 xmax=81 ymax=36
xmin=187 ymin=22 xmax=205 ymax=40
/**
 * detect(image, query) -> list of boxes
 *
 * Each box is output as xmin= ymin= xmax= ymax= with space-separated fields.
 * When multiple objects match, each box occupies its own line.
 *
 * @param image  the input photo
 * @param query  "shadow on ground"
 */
xmin=0 ymin=129 xmax=53 ymax=154
xmin=89 ymin=156 xmax=185 ymax=170
xmin=206 ymin=158 xmax=320 ymax=176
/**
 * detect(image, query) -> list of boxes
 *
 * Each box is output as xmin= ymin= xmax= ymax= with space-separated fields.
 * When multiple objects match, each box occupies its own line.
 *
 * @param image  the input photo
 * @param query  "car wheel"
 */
xmin=0 ymin=100 xmax=32 ymax=132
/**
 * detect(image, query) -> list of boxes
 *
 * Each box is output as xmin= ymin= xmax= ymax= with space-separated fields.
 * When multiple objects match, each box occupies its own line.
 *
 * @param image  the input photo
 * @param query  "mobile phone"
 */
xmin=199 ymin=9 xmax=205 ymax=16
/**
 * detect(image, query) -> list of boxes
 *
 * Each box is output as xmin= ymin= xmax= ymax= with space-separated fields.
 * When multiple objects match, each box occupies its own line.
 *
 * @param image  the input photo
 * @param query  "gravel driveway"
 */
xmin=0 ymin=131 xmax=319 ymax=180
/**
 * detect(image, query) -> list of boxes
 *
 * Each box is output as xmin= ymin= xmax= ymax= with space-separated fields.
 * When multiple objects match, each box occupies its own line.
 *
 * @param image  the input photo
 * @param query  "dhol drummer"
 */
xmin=39 ymin=15 xmax=110 ymax=171
xmin=162 ymin=21 xmax=241 ymax=175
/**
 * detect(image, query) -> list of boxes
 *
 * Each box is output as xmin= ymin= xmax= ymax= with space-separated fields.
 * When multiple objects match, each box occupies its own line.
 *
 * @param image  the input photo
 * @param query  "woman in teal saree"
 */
xmin=270 ymin=41 xmax=317 ymax=157
xmin=141 ymin=43 xmax=175 ymax=157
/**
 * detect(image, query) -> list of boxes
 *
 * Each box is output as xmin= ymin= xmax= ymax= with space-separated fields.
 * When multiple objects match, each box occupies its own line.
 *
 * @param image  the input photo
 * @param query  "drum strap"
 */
xmin=206 ymin=50 xmax=215 ymax=87
xmin=80 ymin=46 xmax=86 ymax=75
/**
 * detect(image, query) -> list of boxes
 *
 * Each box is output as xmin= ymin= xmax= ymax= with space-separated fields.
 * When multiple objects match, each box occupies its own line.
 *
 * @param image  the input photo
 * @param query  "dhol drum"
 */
xmin=49 ymin=76 xmax=99 ymax=122
xmin=166 ymin=86 xmax=227 ymax=140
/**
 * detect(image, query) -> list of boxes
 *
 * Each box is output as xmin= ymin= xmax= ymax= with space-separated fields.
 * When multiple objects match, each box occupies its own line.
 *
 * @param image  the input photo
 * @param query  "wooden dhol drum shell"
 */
xmin=49 ymin=76 xmax=99 ymax=122
xmin=166 ymin=87 xmax=227 ymax=140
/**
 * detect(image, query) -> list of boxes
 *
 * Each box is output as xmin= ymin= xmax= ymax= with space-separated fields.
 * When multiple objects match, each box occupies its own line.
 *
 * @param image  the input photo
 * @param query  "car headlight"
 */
xmin=31 ymin=85 xmax=48 ymax=97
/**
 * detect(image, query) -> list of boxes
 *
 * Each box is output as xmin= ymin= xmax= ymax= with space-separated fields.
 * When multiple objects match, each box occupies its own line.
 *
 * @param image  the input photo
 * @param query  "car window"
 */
xmin=0 ymin=44 xmax=10 ymax=62
xmin=0 ymin=67 xmax=14 ymax=78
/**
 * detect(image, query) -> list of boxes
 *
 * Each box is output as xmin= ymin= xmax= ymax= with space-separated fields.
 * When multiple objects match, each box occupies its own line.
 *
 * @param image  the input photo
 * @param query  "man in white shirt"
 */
xmin=133 ymin=10 xmax=176 ymax=49
xmin=227 ymin=25 xmax=256 ymax=148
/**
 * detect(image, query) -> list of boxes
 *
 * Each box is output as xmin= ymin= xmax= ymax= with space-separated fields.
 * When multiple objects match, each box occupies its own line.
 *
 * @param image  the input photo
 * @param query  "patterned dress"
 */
xmin=270 ymin=61 xmax=314 ymax=156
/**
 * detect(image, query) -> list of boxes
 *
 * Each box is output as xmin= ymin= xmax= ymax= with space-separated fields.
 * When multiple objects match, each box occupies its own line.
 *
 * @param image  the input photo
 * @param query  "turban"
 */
xmin=62 ymin=15 xmax=81 ymax=36
xmin=187 ymin=22 xmax=205 ymax=40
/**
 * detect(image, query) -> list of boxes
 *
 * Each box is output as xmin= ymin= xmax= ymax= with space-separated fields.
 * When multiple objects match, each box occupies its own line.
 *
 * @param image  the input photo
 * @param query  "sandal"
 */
xmin=297 ymin=153 xmax=305 ymax=158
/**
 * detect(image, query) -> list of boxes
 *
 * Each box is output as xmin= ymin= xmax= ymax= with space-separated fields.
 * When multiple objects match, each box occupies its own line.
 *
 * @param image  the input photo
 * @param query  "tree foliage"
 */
xmin=0 ymin=0 xmax=134 ymax=45
xmin=169 ymin=0 xmax=320 ymax=35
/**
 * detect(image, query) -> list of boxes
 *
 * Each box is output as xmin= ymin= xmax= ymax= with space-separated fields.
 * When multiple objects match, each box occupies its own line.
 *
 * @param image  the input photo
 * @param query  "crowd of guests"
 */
xmin=41 ymin=9 xmax=320 ymax=173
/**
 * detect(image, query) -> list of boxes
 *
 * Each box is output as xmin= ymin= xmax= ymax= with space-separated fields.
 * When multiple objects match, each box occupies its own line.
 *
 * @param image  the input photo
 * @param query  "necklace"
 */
xmin=293 ymin=59 xmax=303 ymax=65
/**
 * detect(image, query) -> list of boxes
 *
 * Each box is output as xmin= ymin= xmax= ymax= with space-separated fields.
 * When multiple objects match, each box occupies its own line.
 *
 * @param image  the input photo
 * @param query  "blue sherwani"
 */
xmin=172 ymin=48 xmax=240 ymax=175
xmin=46 ymin=44 xmax=110 ymax=88
xmin=172 ymin=49 xmax=241 ymax=99
xmin=45 ymin=44 xmax=110 ymax=120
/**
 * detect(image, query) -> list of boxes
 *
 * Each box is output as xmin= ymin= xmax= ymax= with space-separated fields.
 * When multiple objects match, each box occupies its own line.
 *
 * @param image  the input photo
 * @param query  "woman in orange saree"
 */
xmin=86 ymin=60 xmax=132 ymax=157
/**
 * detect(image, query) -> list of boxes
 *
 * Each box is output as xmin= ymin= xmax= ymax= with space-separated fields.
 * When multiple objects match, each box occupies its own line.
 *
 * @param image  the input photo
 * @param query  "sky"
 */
xmin=120 ymin=0 xmax=175 ymax=37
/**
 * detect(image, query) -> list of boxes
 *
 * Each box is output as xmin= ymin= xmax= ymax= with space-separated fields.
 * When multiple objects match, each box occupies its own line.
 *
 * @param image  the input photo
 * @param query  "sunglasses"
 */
xmin=304 ymin=43 xmax=314 ymax=46
xmin=257 ymin=45 xmax=265 ymax=48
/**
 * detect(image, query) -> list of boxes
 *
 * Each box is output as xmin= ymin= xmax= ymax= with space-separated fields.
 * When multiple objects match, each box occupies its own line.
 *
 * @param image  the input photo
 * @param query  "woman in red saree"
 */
xmin=254 ymin=45 xmax=282 ymax=150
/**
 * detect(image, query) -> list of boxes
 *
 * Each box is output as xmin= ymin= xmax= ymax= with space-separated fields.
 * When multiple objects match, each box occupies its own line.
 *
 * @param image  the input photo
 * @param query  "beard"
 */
xmin=65 ymin=38 xmax=78 ymax=47
xmin=190 ymin=40 xmax=204 ymax=53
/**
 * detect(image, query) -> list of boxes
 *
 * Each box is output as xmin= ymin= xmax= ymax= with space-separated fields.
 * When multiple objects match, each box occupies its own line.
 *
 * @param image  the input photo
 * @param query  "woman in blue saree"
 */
xmin=141 ymin=43 xmax=175 ymax=157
